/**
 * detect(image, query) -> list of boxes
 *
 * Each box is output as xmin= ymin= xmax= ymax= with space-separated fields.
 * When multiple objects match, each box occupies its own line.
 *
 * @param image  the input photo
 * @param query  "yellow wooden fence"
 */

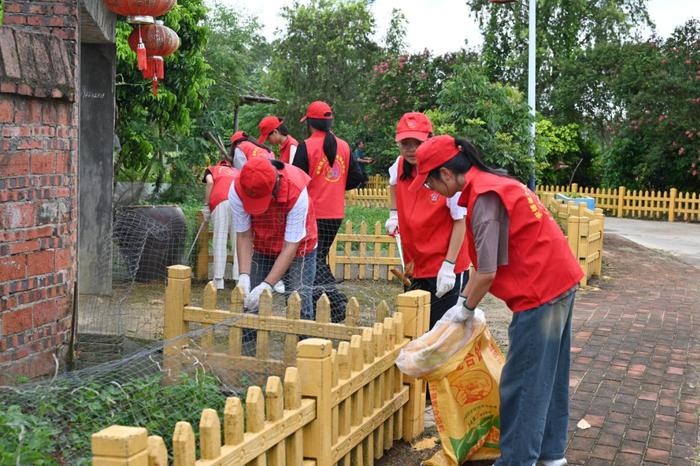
xmin=91 ymin=266 xmax=430 ymax=466
xmin=540 ymin=194 xmax=605 ymax=286
xmin=537 ymin=183 xmax=700 ymax=222
xmin=329 ymin=220 xmax=401 ymax=281
xmin=346 ymin=188 xmax=391 ymax=209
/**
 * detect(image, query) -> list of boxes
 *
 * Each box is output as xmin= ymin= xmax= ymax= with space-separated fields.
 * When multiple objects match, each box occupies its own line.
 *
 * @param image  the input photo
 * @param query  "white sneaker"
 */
xmin=538 ymin=459 xmax=567 ymax=466
xmin=213 ymin=278 xmax=224 ymax=290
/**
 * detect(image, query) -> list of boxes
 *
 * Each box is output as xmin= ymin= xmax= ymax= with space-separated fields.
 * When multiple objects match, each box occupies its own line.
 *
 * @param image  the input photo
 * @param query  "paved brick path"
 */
xmin=566 ymin=234 xmax=699 ymax=465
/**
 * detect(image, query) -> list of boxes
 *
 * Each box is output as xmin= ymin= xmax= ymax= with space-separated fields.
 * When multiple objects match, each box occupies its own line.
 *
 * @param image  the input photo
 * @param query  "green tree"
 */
xmin=264 ymin=0 xmax=380 ymax=137
xmin=602 ymin=20 xmax=700 ymax=191
xmin=437 ymin=63 xmax=537 ymax=181
xmin=114 ymin=0 xmax=212 ymax=198
xmin=465 ymin=0 xmax=652 ymax=114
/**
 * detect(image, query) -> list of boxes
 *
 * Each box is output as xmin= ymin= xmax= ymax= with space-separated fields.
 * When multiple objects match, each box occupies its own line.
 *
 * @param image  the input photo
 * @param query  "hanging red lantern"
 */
xmin=102 ymin=0 xmax=177 ymax=24
xmin=128 ymin=22 xmax=180 ymax=96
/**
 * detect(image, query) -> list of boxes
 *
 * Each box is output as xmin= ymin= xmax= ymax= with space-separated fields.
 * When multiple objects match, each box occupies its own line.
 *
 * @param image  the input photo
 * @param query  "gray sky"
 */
xmin=205 ymin=0 xmax=700 ymax=54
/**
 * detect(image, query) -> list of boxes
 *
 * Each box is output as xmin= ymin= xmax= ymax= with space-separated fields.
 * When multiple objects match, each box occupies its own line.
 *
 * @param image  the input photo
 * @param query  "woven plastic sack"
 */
xmin=397 ymin=309 xmax=505 ymax=464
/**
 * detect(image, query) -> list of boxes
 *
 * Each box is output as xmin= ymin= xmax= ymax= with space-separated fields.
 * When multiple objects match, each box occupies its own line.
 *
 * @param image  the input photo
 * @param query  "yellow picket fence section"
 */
xmin=537 ymin=183 xmax=700 ymax=222
xmin=346 ymin=188 xmax=390 ymax=208
xmin=365 ymin=174 xmax=388 ymax=190
xmin=91 ymin=266 xmax=431 ymax=466
xmin=329 ymin=221 xmax=401 ymax=281
xmin=540 ymin=194 xmax=605 ymax=286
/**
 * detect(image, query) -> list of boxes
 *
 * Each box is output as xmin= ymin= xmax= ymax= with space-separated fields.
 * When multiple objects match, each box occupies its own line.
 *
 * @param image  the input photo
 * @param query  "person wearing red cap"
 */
xmin=229 ymin=130 xmax=274 ymax=168
xmin=292 ymin=101 xmax=366 ymax=322
xmin=257 ymin=116 xmax=299 ymax=164
xmin=411 ymin=135 xmax=583 ymax=466
xmin=202 ymin=153 xmax=238 ymax=290
xmin=228 ymin=157 xmax=318 ymax=321
xmin=385 ymin=112 xmax=470 ymax=329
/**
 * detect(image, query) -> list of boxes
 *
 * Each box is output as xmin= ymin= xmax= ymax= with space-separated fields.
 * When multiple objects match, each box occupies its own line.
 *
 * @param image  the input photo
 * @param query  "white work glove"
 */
xmin=237 ymin=273 xmax=250 ymax=296
xmin=244 ymin=281 xmax=272 ymax=311
xmin=442 ymin=296 xmax=476 ymax=323
xmin=273 ymin=280 xmax=285 ymax=293
xmin=385 ymin=209 xmax=399 ymax=236
xmin=435 ymin=260 xmax=456 ymax=298
xmin=201 ymin=205 xmax=211 ymax=221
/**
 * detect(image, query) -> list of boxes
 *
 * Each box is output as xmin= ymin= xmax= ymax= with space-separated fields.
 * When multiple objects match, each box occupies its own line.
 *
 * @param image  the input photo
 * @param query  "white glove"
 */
xmin=244 ymin=281 xmax=272 ymax=310
xmin=442 ymin=296 xmax=476 ymax=323
xmin=273 ymin=280 xmax=285 ymax=293
xmin=385 ymin=209 xmax=399 ymax=236
xmin=237 ymin=273 xmax=250 ymax=296
xmin=201 ymin=206 xmax=211 ymax=221
xmin=435 ymin=260 xmax=456 ymax=298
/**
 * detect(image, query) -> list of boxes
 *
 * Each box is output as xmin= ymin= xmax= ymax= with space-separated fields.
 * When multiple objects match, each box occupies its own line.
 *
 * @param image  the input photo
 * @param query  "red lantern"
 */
xmin=102 ymin=0 xmax=177 ymax=24
xmin=128 ymin=22 xmax=180 ymax=96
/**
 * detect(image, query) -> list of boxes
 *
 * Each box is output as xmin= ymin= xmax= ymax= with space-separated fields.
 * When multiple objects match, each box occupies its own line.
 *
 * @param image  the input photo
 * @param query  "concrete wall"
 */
xmin=78 ymin=43 xmax=116 ymax=295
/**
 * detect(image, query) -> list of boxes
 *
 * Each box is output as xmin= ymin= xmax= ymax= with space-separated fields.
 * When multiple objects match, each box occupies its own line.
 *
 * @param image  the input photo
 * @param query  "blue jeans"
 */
xmin=250 ymin=249 xmax=317 ymax=320
xmin=494 ymin=286 xmax=576 ymax=466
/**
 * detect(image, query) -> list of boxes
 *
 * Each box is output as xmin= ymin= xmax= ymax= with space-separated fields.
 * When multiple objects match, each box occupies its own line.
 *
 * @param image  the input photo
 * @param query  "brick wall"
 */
xmin=0 ymin=0 xmax=79 ymax=383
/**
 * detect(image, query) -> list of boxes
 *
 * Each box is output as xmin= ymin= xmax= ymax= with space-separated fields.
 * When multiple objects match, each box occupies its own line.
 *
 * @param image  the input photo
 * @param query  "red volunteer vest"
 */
xmin=238 ymin=140 xmax=274 ymax=161
xmin=279 ymin=135 xmax=298 ymax=164
xmin=459 ymin=167 xmax=583 ymax=312
xmin=207 ymin=161 xmax=236 ymax=211
xmin=304 ymin=131 xmax=350 ymax=219
xmin=395 ymin=158 xmax=470 ymax=278
xmin=250 ymin=165 xmax=317 ymax=257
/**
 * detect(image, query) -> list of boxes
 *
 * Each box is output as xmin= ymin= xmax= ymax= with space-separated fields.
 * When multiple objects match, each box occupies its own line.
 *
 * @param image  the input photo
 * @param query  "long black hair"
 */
xmin=307 ymin=118 xmax=337 ymax=165
xmin=426 ymin=137 xmax=512 ymax=181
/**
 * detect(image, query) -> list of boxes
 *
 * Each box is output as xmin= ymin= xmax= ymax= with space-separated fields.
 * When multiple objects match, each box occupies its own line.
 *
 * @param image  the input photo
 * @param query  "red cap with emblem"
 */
xmin=257 ymin=116 xmax=283 ymax=144
xmin=408 ymin=135 xmax=461 ymax=192
xmin=300 ymin=100 xmax=333 ymax=122
xmin=395 ymin=112 xmax=433 ymax=142
xmin=235 ymin=157 xmax=278 ymax=215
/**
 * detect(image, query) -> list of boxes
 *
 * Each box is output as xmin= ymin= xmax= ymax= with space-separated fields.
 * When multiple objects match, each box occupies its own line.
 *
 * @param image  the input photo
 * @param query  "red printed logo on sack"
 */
xmin=450 ymin=369 xmax=493 ymax=406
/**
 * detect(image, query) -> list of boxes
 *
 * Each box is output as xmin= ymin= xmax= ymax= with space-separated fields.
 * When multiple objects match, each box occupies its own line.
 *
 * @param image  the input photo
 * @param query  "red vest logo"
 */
xmin=430 ymin=193 xmax=440 ymax=203
xmin=315 ymin=156 xmax=345 ymax=183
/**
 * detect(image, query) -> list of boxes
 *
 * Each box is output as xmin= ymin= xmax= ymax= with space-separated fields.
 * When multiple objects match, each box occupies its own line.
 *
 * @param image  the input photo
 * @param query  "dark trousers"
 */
xmin=406 ymin=271 xmax=468 ymax=329
xmin=314 ymin=218 xmax=347 ymax=322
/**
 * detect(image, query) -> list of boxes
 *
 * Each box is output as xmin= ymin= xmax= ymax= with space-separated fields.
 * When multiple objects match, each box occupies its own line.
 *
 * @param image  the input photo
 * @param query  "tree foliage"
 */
xmin=114 ymin=0 xmax=212 ymax=193
xmin=465 ymin=0 xmax=652 ymax=113
xmin=264 ymin=0 xmax=380 ymax=137
xmin=602 ymin=20 xmax=700 ymax=191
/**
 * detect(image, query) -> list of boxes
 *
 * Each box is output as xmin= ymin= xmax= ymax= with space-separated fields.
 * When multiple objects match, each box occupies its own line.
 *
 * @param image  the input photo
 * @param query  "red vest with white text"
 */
xmin=250 ymin=165 xmax=317 ymax=257
xmin=304 ymin=131 xmax=350 ymax=219
xmin=459 ymin=167 xmax=583 ymax=312
xmin=279 ymin=135 xmax=298 ymax=164
xmin=238 ymin=140 xmax=274 ymax=161
xmin=207 ymin=161 xmax=236 ymax=211
xmin=396 ymin=158 xmax=470 ymax=278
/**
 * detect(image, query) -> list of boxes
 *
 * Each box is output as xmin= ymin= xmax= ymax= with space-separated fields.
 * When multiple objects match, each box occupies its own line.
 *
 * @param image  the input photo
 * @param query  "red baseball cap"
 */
xmin=396 ymin=112 xmax=433 ymax=142
xmin=230 ymin=131 xmax=249 ymax=144
xmin=408 ymin=135 xmax=461 ymax=192
xmin=300 ymin=101 xmax=333 ymax=122
xmin=235 ymin=157 xmax=278 ymax=215
xmin=257 ymin=116 xmax=283 ymax=144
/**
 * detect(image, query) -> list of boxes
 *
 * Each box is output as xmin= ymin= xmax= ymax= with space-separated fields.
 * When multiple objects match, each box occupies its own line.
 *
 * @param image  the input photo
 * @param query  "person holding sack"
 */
xmin=410 ymin=135 xmax=583 ymax=466
xmin=257 ymin=115 xmax=299 ymax=164
xmin=202 ymin=155 xmax=238 ymax=290
xmin=292 ymin=100 xmax=366 ymax=322
xmin=229 ymin=130 xmax=274 ymax=169
xmin=229 ymin=157 xmax=317 ymax=320
xmin=385 ymin=112 xmax=470 ymax=329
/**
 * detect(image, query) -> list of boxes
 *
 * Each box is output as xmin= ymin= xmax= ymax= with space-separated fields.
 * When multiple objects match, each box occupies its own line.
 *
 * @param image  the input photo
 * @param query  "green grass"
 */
xmin=343 ymin=206 xmax=389 ymax=231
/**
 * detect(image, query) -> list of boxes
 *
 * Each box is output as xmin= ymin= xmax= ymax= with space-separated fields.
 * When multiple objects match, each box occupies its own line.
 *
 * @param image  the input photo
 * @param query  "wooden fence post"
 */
xmin=617 ymin=186 xmax=626 ymax=217
xmin=164 ymin=265 xmax=192 ymax=382
xmin=668 ymin=187 xmax=677 ymax=222
xmin=92 ymin=425 xmax=149 ymax=466
xmin=396 ymin=290 xmax=430 ymax=442
xmin=594 ymin=208 xmax=605 ymax=277
xmin=571 ymin=182 xmax=578 ymax=194
xmin=196 ymin=212 xmax=209 ymax=281
xmin=297 ymin=338 xmax=334 ymax=466
xmin=566 ymin=216 xmax=581 ymax=267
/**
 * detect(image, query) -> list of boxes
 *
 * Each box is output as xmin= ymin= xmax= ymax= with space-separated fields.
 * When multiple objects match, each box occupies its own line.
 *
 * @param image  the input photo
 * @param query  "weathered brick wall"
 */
xmin=0 ymin=0 xmax=79 ymax=383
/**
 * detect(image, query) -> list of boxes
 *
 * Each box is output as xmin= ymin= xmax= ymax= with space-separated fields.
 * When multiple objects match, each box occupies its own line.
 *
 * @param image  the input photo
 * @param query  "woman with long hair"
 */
xmin=229 ymin=130 xmax=274 ymax=169
xmin=385 ymin=112 xmax=470 ymax=329
xmin=410 ymin=135 xmax=582 ymax=466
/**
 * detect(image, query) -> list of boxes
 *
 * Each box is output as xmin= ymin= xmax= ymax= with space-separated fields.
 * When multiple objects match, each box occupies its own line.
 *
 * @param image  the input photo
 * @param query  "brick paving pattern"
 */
xmin=566 ymin=234 xmax=699 ymax=465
